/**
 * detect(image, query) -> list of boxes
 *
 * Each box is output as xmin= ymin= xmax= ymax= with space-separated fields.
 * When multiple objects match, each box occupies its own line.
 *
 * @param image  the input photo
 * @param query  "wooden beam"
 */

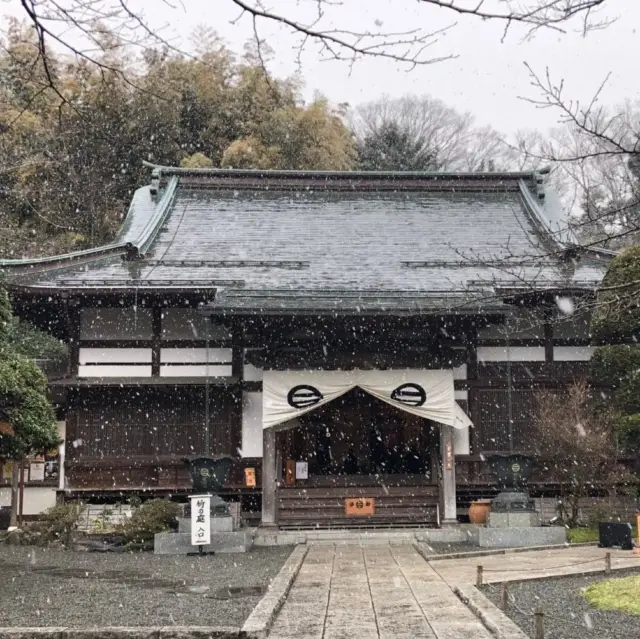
xmin=151 ymin=307 xmax=162 ymax=377
xmin=440 ymin=425 xmax=457 ymax=524
xmin=66 ymin=302 xmax=81 ymax=377
xmin=544 ymin=311 xmax=554 ymax=362
xmin=261 ymin=428 xmax=277 ymax=527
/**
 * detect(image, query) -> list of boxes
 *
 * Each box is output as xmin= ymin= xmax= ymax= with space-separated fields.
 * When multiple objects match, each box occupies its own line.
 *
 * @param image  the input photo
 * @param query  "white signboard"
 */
xmin=29 ymin=461 xmax=45 ymax=482
xmin=190 ymin=495 xmax=211 ymax=546
xmin=295 ymin=461 xmax=309 ymax=480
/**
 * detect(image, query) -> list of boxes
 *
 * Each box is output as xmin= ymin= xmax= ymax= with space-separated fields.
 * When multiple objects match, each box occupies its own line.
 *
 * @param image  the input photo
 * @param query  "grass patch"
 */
xmin=566 ymin=528 xmax=599 ymax=543
xmin=583 ymin=575 xmax=640 ymax=615
xmin=566 ymin=525 xmax=638 ymax=544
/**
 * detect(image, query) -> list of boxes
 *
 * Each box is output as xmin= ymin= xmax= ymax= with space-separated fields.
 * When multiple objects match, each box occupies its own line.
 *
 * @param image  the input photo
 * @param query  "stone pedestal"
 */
xmin=488 ymin=511 xmax=541 ymax=528
xmin=154 ymin=529 xmax=252 ymax=554
xmin=177 ymin=515 xmax=233 ymax=534
xmin=477 ymin=526 xmax=566 ymax=548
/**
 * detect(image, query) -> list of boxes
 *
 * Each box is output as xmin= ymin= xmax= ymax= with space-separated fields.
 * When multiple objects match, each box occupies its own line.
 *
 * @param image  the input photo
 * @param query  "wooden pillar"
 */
xmin=440 ymin=425 xmax=457 ymax=525
xmin=261 ymin=427 xmax=277 ymax=527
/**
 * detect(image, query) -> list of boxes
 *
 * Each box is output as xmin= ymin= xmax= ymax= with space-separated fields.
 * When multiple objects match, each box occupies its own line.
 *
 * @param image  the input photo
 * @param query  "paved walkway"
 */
xmin=429 ymin=545 xmax=640 ymax=585
xmin=268 ymin=545 xmax=493 ymax=639
xmin=268 ymin=544 xmax=640 ymax=639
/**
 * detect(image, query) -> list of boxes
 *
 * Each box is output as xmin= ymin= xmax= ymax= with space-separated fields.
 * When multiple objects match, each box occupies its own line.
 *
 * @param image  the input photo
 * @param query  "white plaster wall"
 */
xmin=453 ymin=426 xmax=470 ymax=456
xmin=554 ymin=346 xmax=595 ymax=361
xmin=244 ymin=363 xmax=263 ymax=382
xmin=78 ymin=347 xmax=152 ymax=377
xmin=477 ymin=346 xmax=546 ymax=362
xmin=160 ymin=365 xmax=232 ymax=377
xmin=241 ymin=391 xmax=263 ymax=458
xmin=0 ymin=487 xmax=57 ymax=515
xmin=160 ymin=348 xmax=232 ymax=363
xmin=452 ymin=364 xmax=467 ymax=380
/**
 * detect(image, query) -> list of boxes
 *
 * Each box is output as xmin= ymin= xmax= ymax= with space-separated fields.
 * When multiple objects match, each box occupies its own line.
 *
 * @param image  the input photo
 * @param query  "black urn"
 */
xmin=184 ymin=456 xmax=233 ymax=494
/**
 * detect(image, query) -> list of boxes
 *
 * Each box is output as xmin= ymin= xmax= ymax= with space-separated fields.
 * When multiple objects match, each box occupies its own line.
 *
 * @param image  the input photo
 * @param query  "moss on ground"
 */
xmin=566 ymin=528 xmax=599 ymax=543
xmin=583 ymin=574 xmax=640 ymax=615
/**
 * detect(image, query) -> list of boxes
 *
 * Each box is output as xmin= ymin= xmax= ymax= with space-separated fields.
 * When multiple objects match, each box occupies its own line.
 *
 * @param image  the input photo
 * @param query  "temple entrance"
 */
xmin=275 ymin=389 xmax=441 ymax=528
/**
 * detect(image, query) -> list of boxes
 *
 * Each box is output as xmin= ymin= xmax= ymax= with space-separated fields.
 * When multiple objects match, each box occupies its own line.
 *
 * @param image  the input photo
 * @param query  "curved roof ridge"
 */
xmin=0 ymin=178 xmax=177 ymax=272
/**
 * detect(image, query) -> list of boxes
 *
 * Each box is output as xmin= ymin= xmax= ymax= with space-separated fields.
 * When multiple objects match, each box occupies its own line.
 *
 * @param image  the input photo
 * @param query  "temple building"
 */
xmin=0 ymin=165 xmax=612 ymax=527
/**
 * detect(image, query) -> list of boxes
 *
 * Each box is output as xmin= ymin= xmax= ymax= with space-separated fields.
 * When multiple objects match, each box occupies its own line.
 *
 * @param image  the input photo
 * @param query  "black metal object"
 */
xmin=487 ymin=454 xmax=536 ymax=513
xmin=0 ymin=506 xmax=10 ymax=530
xmin=184 ymin=456 xmax=232 ymax=494
xmin=487 ymin=454 xmax=534 ymax=491
xmin=598 ymin=522 xmax=634 ymax=550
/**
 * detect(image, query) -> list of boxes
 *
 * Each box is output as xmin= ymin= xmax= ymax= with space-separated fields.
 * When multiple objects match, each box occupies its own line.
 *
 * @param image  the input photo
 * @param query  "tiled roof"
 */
xmin=2 ymin=166 xmax=611 ymax=312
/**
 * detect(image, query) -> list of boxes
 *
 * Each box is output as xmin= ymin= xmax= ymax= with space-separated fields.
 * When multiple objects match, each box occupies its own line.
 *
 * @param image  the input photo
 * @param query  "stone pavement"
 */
xmin=267 ymin=545 xmax=493 ymax=639
xmin=428 ymin=545 xmax=640 ymax=585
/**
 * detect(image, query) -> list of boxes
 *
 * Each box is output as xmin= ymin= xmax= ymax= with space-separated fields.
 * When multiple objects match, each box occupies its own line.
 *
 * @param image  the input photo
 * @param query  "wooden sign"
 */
xmin=345 ymin=497 xmax=375 ymax=516
xmin=190 ymin=495 xmax=211 ymax=546
xmin=244 ymin=467 xmax=256 ymax=488
xmin=285 ymin=460 xmax=296 ymax=486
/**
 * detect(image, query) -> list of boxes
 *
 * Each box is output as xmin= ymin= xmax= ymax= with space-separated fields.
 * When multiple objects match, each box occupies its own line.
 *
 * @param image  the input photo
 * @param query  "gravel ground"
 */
xmin=482 ymin=567 xmax=640 ymax=639
xmin=0 ymin=545 xmax=293 ymax=628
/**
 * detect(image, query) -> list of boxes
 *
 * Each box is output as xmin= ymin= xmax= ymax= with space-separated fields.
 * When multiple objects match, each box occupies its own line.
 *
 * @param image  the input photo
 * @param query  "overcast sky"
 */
xmin=3 ymin=0 xmax=638 ymax=137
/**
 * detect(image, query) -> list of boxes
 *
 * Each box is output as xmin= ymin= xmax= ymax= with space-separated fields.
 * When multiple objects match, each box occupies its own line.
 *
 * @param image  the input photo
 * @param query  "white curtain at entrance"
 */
xmin=263 ymin=369 xmax=465 ymax=430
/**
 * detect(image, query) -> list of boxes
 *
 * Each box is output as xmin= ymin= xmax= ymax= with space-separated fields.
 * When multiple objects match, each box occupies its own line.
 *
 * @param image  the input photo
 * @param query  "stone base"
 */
xmin=477 ymin=526 xmax=566 ymax=548
xmin=178 ymin=515 xmax=234 ymax=533
xmin=154 ymin=529 xmax=252 ymax=555
xmin=488 ymin=511 xmax=541 ymax=528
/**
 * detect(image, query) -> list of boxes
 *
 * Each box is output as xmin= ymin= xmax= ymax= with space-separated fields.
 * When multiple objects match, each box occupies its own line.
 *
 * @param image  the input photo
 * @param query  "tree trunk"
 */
xmin=9 ymin=460 xmax=20 ymax=528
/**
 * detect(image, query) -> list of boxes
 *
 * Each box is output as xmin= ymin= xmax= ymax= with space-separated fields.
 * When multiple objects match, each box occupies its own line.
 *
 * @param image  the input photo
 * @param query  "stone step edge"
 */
xmin=416 ymin=540 xmax=598 ymax=562
xmin=0 ymin=626 xmax=242 ymax=638
xmin=453 ymin=584 xmax=529 ymax=639
xmin=241 ymin=545 xmax=309 ymax=639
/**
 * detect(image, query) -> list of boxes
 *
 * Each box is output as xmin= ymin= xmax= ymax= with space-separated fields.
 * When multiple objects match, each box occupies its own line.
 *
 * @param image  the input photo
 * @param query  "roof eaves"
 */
xmin=0 ymin=177 xmax=177 ymax=279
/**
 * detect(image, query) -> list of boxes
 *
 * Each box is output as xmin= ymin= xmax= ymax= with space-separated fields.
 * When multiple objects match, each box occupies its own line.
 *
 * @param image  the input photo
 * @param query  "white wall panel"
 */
xmin=453 ymin=364 xmax=467 ymax=380
xmin=78 ymin=365 xmax=152 ymax=377
xmin=242 ymin=391 xmax=263 ymax=457
xmin=0 ymin=487 xmax=57 ymax=515
xmin=79 ymin=348 xmax=152 ymax=364
xmin=554 ymin=346 xmax=595 ymax=361
xmin=80 ymin=308 xmax=152 ymax=340
xmin=160 ymin=365 xmax=232 ymax=377
xmin=160 ymin=348 xmax=232 ymax=363
xmin=244 ymin=363 xmax=263 ymax=382
xmin=477 ymin=346 xmax=546 ymax=362
xmin=454 ymin=426 xmax=470 ymax=456
xmin=454 ymin=390 xmax=468 ymax=401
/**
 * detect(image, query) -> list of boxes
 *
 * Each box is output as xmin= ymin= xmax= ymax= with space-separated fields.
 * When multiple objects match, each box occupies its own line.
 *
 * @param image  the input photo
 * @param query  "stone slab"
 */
xmin=153 ymin=530 xmax=252 ymax=555
xmin=477 ymin=526 xmax=566 ymax=548
xmin=488 ymin=512 xmax=541 ymax=528
xmin=242 ymin=546 xmax=308 ymax=639
xmin=178 ymin=516 xmax=234 ymax=533
xmin=0 ymin=629 xmax=241 ymax=639
xmin=453 ymin=585 xmax=529 ymax=639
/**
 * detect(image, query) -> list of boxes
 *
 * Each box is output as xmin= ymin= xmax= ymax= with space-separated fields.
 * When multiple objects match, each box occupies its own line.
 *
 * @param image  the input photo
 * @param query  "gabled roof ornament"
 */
xmin=150 ymin=168 xmax=161 ymax=199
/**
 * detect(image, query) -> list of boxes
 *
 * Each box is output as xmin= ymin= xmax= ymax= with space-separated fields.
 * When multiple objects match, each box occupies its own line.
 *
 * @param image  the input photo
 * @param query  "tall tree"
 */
xmin=357 ymin=121 xmax=440 ymax=171
xmin=0 ymin=285 xmax=60 ymax=527
xmin=351 ymin=95 xmax=509 ymax=172
xmin=590 ymin=246 xmax=640 ymax=467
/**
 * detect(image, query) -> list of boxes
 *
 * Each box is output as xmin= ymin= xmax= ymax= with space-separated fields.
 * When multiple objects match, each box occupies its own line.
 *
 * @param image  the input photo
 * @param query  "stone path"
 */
xmin=268 ymin=545 xmax=493 ymax=639
xmin=429 ymin=545 xmax=640 ymax=585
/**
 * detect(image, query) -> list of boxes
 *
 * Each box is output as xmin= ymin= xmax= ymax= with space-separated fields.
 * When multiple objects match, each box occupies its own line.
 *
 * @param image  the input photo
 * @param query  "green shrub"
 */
xmin=117 ymin=499 xmax=181 ymax=544
xmin=19 ymin=502 xmax=84 ymax=546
